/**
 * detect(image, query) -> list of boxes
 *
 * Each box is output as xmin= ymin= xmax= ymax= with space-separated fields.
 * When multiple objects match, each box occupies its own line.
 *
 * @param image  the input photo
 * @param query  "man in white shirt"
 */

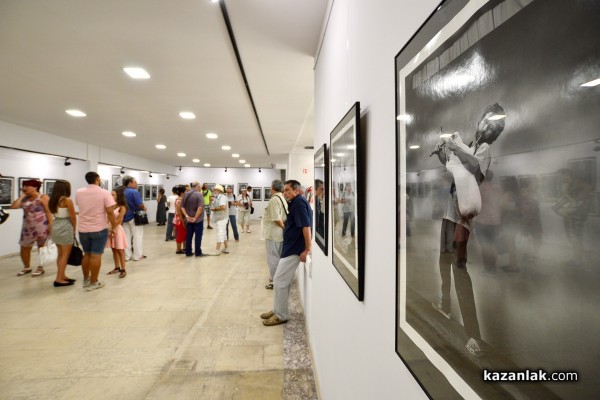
xmin=210 ymin=185 xmax=229 ymax=255
xmin=263 ymin=180 xmax=288 ymax=289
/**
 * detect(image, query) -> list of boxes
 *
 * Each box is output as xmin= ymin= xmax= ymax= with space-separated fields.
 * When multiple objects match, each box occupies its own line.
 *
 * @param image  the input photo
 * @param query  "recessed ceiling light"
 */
xmin=177 ymin=152 xmax=186 ymax=157
xmin=409 ymin=145 xmax=420 ymax=149
xmin=581 ymin=78 xmax=600 ymax=87
xmin=210 ymin=0 xmax=219 ymax=3
xmin=204 ymin=163 xmax=211 ymax=167
xmin=179 ymin=111 xmax=196 ymax=119
xmin=239 ymin=160 xmax=246 ymax=163
xmin=65 ymin=109 xmax=86 ymax=117
xmin=221 ymin=145 xmax=231 ymax=150
xmin=330 ymin=159 xmax=337 ymax=162
xmin=336 ymin=153 xmax=345 ymax=157
xmin=155 ymin=144 xmax=167 ymax=149
xmin=232 ymin=154 xmax=240 ymax=158
xmin=244 ymin=164 xmax=251 ymax=168
xmin=123 ymin=67 xmax=150 ymax=79
xmin=122 ymin=131 xmax=136 ymax=137
xmin=192 ymin=159 xmax=200 ymax=163
xmin=206 ymin=133 xmax=218 ymax=139
xmin=487 ymin=114 xmax=506 ymax=121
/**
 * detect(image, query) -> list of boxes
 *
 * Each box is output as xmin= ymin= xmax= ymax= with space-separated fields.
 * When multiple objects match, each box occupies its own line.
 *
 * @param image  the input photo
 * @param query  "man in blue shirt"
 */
xmin=122 ymin=176 xmax=146 ymax=261
xmin=261 ymin=180 xmax=312 ymax=326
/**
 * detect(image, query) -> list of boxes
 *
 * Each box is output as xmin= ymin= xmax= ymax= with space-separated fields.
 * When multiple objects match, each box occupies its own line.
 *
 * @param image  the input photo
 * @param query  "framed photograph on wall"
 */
xmin=395 ymin=1 xmax=600 ymax=399
xmin=144 ymin=185 xmax=151 ymax=201
xmin=330 ymin=101 xmax=363 ymax=301
xmin=263 ymin=187 xmax=272 ymax=201
xmin=151 ymin=185 xmax=158 ymax=200
xmin=314 ymin=144 xmax=329 ymax=255
xmin=100 ymin=179 xmax=109 ymax=190
xmin=112 ymin=175 xmax=122 ymax=190
xmin=19 ymin=177 xmax=41 ymax=194
xmin=237 ymin=183 xmax=248 ymax=195
xmin=43 ymin=179 xmax=57 ymax=196
xmin=252 ymin=187 xmax=262 ymax=201
xmin=220 ymin=184 xmax=233 ymax=194
xmin=137 ymin=184 xmax=144 ymax=198
xmin=0 ymin=176 xmax=14 ymax=206
xmin=207 ymin=183 xmax=216 ymax=191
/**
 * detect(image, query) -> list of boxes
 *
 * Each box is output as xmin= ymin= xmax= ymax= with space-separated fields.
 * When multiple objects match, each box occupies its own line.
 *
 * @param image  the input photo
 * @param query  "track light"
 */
xmin=166 ymin=175 xmax=170 ymax=180
xmin=120 ymin=167 xmax=125 ymax=174
xmin=64 ymin=157 xmax=71 ymax=166
xmin=225 ymin=167 xmax=228 ymax=172
xmin=179 ymin=166 xmax=182 ymax=172
xmin=259 ymin=167 xmax=262 ymax=173
xmin=149 ymin=172 xmax=153 ymax=178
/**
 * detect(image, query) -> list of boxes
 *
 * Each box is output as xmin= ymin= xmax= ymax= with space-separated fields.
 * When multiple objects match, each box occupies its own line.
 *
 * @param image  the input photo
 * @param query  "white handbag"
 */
xmin=39 ymin=240 xmax=58 ymax=265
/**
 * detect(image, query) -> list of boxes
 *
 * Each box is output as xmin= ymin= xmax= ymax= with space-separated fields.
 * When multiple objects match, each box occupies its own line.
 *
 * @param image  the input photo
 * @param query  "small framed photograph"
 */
xmin=0 ymin=176 xmax=15 ymax=206
xmin=207 ymin=183 xmax=216 ymax=191
xmin=19 ymin=177 xmax=41 ymax=194
xmin=237 ymin=183 xmax=248 ymax=194
xmin=144 ymin=185 xmax=151 ymax=201
xmin=252 ymin=187 xmax=262 ymax=201
xmin=137 ymin=184 xmax=144 ymax=198
xmin=43 ymin=179 xmax=57 ymax=196
xmin=263 ymin=187 xmax=272 ymax=201
xmin=112 ymin=175 xmax=122 ymax=190
xmin=100 ymin=179 xmax=109 ymax=190
xmin=314 ymin=144 xmax=329 ymax=255
xmin=151 ymin=185 xmax=158 ymax=200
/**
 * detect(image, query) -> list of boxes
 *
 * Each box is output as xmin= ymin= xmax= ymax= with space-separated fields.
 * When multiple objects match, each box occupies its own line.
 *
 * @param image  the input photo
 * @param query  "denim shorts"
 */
xmin=79 ymin=229 xmax=108 ymax=255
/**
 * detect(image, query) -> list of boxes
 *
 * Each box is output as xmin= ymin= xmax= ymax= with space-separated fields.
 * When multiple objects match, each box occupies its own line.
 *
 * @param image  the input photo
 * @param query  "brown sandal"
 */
xmin=107 ymin=268 xmax=122 ymax=275
xmin=119 ymin=270 xmax=126 ymax=279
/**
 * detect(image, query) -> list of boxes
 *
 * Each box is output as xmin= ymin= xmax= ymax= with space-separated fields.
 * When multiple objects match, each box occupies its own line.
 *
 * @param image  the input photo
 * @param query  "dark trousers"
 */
xmin=342 ymin=212 xmax=355 ymax=236
xmin=226 ymin=215 xmax=239 ymax=241
xmin=166 ymin=213 xmax=175 ymax=240
xmin=185 ymin=222 xmax=204 ymax=256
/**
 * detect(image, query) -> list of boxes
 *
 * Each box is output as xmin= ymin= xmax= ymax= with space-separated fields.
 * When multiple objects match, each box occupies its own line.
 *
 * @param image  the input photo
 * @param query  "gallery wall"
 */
xmin=307 ymin=0 xmax=439 ymax=399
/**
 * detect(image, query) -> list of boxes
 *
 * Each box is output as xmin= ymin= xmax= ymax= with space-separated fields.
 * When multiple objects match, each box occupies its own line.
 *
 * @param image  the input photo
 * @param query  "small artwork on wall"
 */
xmin=206 ymin=183 xmax=216 ymax=191
xmin=100 ymin=179 xmax=109 ymax=190
xmin=18 ymin=178 xmax=41 ymax=196
xmin=112 ymin=175 xmax=122 ymax=190
xmin=264 ymin=187 xmax=272 ymax=201
xmin=251 ymin=187 xmax=261 ymax=201
xmin=237 ymin=183 xmax=248 ymax=194
xmin=43 ymin=179 xmax=57 ymax=196
xmin=144 ymin=185 xmax=151 ymax=201
xmin=151 ymin=185 xmax=158 ymax=200
xmin=137 ymin=184 xmax=144 ymax=198
xmin=0 ymin=176 xmax=15 ymax=206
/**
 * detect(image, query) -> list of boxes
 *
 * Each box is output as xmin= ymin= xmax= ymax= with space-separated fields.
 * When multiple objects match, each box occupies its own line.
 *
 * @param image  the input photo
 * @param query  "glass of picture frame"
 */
xmin=314 ymin=144 xmax=329 ymax=255
xmin=252 ymin=187 xmax=262 ymax=201
xmin=263 ymin=187 xmax=272 ymax=201
xmin=330 ymin=101 xmax=364 ymax=301
xmin=395 ymin=1 xmax=600 ymax=399
xmin=0 ymin=176 xmax=15 ymax=206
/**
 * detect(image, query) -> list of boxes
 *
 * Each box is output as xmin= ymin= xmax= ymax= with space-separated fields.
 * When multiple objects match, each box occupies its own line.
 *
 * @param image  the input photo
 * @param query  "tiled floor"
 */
xmin=0 ymin=223 xmax=317 ymax=399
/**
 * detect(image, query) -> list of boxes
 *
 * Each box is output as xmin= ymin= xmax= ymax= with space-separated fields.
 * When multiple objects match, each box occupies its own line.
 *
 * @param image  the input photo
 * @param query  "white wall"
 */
xmin=308 ymin=0 xmax=439 ymax=399
xmin=288 ymin=150 xmax=315 ymax=189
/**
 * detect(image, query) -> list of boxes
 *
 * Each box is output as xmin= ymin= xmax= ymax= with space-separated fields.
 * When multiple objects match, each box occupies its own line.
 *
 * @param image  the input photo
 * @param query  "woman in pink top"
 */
xmin=106 ymin=187 xmax=128 ymax=278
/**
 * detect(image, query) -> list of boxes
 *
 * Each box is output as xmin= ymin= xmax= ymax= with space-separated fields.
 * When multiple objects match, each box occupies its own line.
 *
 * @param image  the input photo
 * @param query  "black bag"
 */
xmin=251 ymin=206 xmax=255 ymax=214
xmin=67 ymin=238 xmax=83 ymax=266
xmin=134 ymin=210 xmax=149 ymax=226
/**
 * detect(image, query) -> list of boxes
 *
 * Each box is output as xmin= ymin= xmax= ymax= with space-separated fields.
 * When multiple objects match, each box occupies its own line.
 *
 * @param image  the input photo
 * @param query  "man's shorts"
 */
xmin=79 ymin=229 xmax=109 ymax=255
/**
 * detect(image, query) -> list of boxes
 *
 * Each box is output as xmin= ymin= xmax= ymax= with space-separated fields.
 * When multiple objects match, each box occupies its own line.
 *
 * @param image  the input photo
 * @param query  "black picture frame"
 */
xmin=263 ymin=187 xmax=272 ymax=201
xmin=19 ymin=177 xmax=41 ymax=195
xmin=330 ymin=101 xmax=364 ymax=301
xmin=100 ymin=179 xmax=109 ymax=190
xmin=314 ymin=144 xmax=329 ymax=256
xmin=207 ymin=183 xmax=216 ymax=192
xmin=395 ymin=1 xmax=600 ymax=399
xmin=137 ymin=184 xmax=144 ymax=198
xmin=43 ymin=179 xmax=57 ymax=196
xmin=237 ymin=183 xmax=248 ymax=194
xmin=0 ymin=176 xmax=14 ymax=206
xmin=112 ymin=175 xmax=122 ymax=190
xmin=144 ymin=185 xmax=151 ymax=201
xmin=151 ymin=185 xmax=158 ymax=200
xmin=252 ymin=187 xmax=262 ymax=201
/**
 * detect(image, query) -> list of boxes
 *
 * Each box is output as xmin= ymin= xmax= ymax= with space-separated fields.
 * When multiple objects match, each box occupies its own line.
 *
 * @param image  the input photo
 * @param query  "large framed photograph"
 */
xmin=111 ymin=175 xmax=122 ymax=190
xmin=330 ymin=102 xmax=364 ymax=300
xmin=395 ymin=1 xmax=600 ymax=399
xmin=43 ymin=179 xmax=57 ymax=196
xmin=263 ymin=187 xmax=272 ymax=201
xmin=144 ymin=185 xmax=151 ymax=201
xmin=151 ymin=185 xmax=158 ymax=200
xmin=0 ymin=176 xmax=14 ymax=206
xmin=251 ymin=187 xmax=262 ymax=201
xmin=314 ymin=144 xmax=329 ymax=255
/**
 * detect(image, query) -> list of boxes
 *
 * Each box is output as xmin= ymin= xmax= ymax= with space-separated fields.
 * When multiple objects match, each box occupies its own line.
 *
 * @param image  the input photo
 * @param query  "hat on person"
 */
xmin=213 ymin=184 xmax=224 ymax=193
xmin=22 ymin=179 xmax=42 ymax=189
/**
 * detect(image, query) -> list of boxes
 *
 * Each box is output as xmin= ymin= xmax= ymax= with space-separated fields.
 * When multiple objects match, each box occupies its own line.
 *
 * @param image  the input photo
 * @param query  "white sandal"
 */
xmin=31 ymin=266 xmax=45 ymax=277
xmin=17 ymin=268 xmax=32 ymax=276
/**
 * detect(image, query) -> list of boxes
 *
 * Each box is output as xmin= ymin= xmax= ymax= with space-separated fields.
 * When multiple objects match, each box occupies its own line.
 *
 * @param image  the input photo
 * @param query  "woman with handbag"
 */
xmin=106 ymin=187 xmax=128 ymax=278
xmin=48 ymin=180 xmax=78 ymax=287
xmin=237 ymin=189 xmax=252 ymax=233
xmin=10 ymin=179 xmax=53 ymax=277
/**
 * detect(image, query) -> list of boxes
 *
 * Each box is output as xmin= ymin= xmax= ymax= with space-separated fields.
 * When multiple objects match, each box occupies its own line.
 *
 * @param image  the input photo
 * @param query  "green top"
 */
xmin=202 ymin=189 xmax=212 ymax=205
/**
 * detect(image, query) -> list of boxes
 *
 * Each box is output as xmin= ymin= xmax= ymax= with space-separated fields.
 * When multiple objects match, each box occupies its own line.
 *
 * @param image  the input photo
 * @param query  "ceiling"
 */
xmin=0 ymin=0 xmax=327 ymax=171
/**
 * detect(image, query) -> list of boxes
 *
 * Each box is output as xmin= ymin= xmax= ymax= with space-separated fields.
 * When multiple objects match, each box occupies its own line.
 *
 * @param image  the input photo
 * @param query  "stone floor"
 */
xmin=0 ymin=223 xmax=317 ymax=400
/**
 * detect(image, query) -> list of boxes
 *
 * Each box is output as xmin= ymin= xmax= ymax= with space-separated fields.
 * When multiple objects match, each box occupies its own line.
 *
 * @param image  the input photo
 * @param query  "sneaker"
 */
xmin=222 ymin=248 xmax=229 ymax=254
xmin=465 ymin=338 xmax=483 ymax=357
xmin=265 ymin=283 xmax=274 ymax=290
xmin=432 ymin=303 xmax=451 ymax=319
xmin=208 ymin=252 xmax=220 ymax=256
xmin=83 ymin=278 xmax=91 ymax=288
xmin=262 ymin=315 xmax=287 ymax=326
xmin=207 ymin=225 xmax=213 ymax=229
xmin=86 ymin=281 xmax=105 ymax=291
xmin=260 ymin=310 xmax=275 ymax=319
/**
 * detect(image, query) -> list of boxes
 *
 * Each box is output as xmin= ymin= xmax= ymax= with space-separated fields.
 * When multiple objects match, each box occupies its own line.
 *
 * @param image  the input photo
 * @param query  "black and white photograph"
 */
xmin=237 ymin=183 xmax=248 ymax=194
xmin=330 ymin=102 xmax=364 ymax=300
xmin=207 ymin=183 xmax=216 ymax=192
xmin=19 ymin=177 xmax=40 ymax=194
xmin=314 ymin=144 xmax=328 ymax=255
xmin=220 ymin=184 xmax=233 ymax=194
xmin=395 ymin=1 xmax=600 ymax=399
xmin=263 ymin=187 xmax=272 ymax=201
xmin=144 ymin=184 xmax=151 ymax=201
xmin=151 ymin=185 xmax=158 ymax=200
xmin=0 ymin=176 xmax=14 ymax=206
xmin=137 ymin=184 xmax=144 ymax=198
xmin=251 ymin=187 xmax=261 ymax=201
xmin=112 ymin=174 xmax=122 ymax=190
xmin=100 ymin=179 xmax=109 ymax=190
xmin=43 ymin=179 xmax=57 ymax=196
